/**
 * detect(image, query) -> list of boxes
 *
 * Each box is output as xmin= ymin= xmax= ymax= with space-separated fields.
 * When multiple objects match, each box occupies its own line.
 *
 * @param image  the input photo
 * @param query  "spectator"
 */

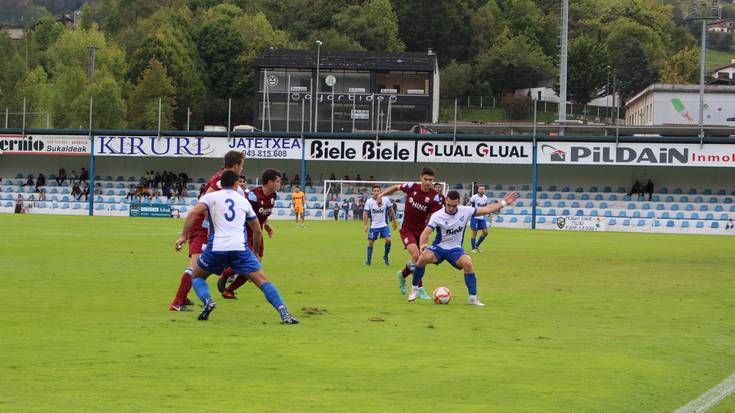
xmin=34 ymin=173 xmax=45 ymax=192
xmin=332 ymin=195 xmax=340 ymax=221
xmin=126 ymin=184 xmax=136 ymax=201
xmin=21 ymin=174 xmax=34 ymax=187
xmin=14 ymin=194 xmax=23 ymax=214
xmin=462 ymin=193 xmax=470 ymax=205
xmin=352 ymin=200 xmax=361 ymax=220
xmin=627 ymin=180 xmax=644 ymax=197
xmin=154 ymin=171 xmax=162 ymax=186
xmin=319 ymin=173 xmax=324 ymax=182
xmin=56 ymin=168 xmax=67 ymax=185
xmin=305 ymin=174 xmax=313 ymax=187
xmin=178 ymin=172 xmax=189 ymax=186
xmin=293 ymin=174 xmax=301 ymax=186
xmin=644 ymin=179 xmax=654 ymax=201
xmin=94 ymin=182 xmax=102 ymax=196
xmin=341 ymin=198 xmax=350 ymax=220
xmin=71 ymin=182 xmax=82 ymax=199
xmin=726 ymin=219 xmax=734 ymax=231
xmin=28 ymin=193 xmax=36 ymax=208
xmin=330 ymin=173 xmax=336 ymax=181
xmin=80 ymin=184 xmax=89 ymax=201
xmin=69 ymin=170 xmax=78 ymax=185
xmin=79 ymin=167 xmax=89 ymax=185
xmin=39 ymin=189 xmax=47 ymax=201
xmin=198 ymin=183 xmax=206 ymax=198
xmin=282 ymin=173 xmax=289 ymax=186
xmin=344 ymin=175 xmax=350 ymax=181
xmin=355 ymin=174 xmax=362 ymax=181
xmin=369 ymin=175 xmax=375 ymax=181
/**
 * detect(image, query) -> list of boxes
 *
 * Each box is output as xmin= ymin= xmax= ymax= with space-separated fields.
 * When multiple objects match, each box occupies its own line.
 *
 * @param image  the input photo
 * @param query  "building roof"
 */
xmin=625 ymin=83 xmax=735 ymax=108
xmin=709 ymin=60 xmax=735 ymax=73
xmin=255 ymin=48 xmax=437 ymax=71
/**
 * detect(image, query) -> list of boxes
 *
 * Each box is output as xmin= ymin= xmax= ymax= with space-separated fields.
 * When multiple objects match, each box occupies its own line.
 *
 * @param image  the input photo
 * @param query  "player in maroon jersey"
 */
xmin=379 ymin=167 xmax=443 ymax=300
xmin=217 ymin=168 xmax=281 ymax=299
xmin=434 ymin=182 xmax=446 ymax=205
xmin=168 ymin=151 xmax=244 ymax=311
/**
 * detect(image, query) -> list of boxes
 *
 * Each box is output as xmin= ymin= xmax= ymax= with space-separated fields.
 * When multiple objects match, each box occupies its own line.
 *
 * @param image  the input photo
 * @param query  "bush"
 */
xmin=501 ymin=94 xmax=532 ymax=120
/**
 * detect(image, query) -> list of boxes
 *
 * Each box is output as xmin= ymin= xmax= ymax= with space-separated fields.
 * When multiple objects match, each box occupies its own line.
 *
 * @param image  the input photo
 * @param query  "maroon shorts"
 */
xmin=399 ymin=228 xmax=422 ymax=249
xmin=247 ymin=233 xmax=265 ymax=257
xmin=188 ymin=233 xmax=207 ymax=257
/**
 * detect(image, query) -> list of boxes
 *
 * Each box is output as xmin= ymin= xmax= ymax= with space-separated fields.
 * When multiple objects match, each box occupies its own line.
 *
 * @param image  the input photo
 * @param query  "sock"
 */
xmin=260 ymin=282 xmax=285 ymax=311
xmin=226 ymin=274 xmax=248 ymax=293
xmin=367 ymin=246 xmax=373 ymax=263
xmin=401 ymin=264 xmax=412 ymax=278
xmin=476 ymin=235 xmax=486 ymax=247
xmin=464 ymin=273 xmax=477 ymax=295
xmin=192 ymin=277 xmax=212 ymax=304
xmin=471 ymin=237 xmax=476 ymax=249
xmin=171 ymin=267 xmax=193 ymax=305
xmin=384 ymin=242 xmax=391 ymax=257
xmin=412 ymin=266 xmax=426 ymax=287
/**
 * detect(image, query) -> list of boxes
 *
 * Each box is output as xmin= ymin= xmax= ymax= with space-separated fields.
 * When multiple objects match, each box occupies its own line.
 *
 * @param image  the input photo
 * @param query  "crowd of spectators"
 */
xmin=628 ymin=179 xmax=654 ymax=201
xmin=125 ymin=170 xmax=190 ymax=202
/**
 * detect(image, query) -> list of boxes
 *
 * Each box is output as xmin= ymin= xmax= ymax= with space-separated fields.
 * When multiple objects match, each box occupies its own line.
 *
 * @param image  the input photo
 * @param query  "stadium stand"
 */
xmin=1 ymin=172 xmax=733 ymax=235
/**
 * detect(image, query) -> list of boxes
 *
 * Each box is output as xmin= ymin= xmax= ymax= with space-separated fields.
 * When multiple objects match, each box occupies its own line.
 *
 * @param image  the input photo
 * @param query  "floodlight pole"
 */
xmin=686 ymin=1 xmax=719 ymax=138
xmin=314 ymin=40 xmax=322 ymax=132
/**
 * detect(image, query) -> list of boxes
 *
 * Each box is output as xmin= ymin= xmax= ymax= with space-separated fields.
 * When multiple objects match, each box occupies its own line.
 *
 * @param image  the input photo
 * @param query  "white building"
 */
xmin=624 ymin=83 xmax=735 ymax=126
xmin=710 ymin=58 xmax=735 ymax=82
xmin=514 ymin=82 xmax=619 ymax=107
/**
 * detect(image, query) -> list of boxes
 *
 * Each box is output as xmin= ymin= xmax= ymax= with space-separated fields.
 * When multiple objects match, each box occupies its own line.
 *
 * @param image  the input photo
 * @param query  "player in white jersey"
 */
xmin=468 ymin=185 xmax=490 ymax=253
xmin=175 ymin=170 xmax=298 ymax=324
xmin=363 ymin=185 xmax=398 ymax=266
xmin=408 ymin=189 xmax=519 ymax=305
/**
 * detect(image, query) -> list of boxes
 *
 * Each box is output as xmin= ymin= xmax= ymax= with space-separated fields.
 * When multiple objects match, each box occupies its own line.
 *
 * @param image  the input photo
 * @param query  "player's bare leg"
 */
xmin=408 ymin=249 xmax=439 ymax=302
xmin=455 ymin=255 xmax=483 ymax=306
xmin=246 ymin=269 xmax=299 ymax=324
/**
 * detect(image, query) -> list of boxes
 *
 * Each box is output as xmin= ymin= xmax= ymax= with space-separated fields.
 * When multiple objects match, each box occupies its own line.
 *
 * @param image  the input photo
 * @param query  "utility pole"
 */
xmin=87 ymin=45 xmax=97 ymax=82
xmin=558 ymin=0 xmax=569 ymax=131
xmin=687 ymin=0 xmax=720 ymax=138
xmin=314 ymin=40 xmax=322 ymax=133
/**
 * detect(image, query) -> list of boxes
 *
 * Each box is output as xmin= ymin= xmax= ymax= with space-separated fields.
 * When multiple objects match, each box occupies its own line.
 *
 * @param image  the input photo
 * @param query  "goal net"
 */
xmin=321 ymin=180 xmax=448 ymax=221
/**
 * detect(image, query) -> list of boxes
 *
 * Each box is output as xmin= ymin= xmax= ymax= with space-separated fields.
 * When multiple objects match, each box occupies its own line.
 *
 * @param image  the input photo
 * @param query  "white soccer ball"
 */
xmin=432 ymin=287 xmax=451 ymax=304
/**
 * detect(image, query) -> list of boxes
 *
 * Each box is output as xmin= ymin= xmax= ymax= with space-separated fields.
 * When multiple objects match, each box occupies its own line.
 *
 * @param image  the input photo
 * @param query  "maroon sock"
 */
xmin=221 ymin=267 xmax=234 ymax=279
xmin=226 ymin=275 xmax=248 ymax=293
xmin=171 ymin=272 xmax=192 ymax=306
xmin=401 ymin=265 xmax=412 ymax=278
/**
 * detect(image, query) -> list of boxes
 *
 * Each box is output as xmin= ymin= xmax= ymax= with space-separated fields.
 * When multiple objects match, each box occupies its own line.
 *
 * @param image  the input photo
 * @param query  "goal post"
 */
xmin=321 ymin=180 xmax=448 ymax=220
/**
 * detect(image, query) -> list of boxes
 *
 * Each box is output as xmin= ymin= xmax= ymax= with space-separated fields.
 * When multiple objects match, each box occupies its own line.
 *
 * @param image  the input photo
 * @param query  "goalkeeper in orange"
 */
xmin=291 ymin=185 xmax=306 ymax=227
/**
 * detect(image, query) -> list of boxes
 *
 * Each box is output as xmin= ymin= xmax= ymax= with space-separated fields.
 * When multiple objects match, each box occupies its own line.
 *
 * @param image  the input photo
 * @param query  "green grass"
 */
xmin=2 ymin=214 xmax=735 ymax=412
xmin=706 ymin=48 xmax=734 ymax=69
xmin=440 ymin=107 xmax=558 ymax=123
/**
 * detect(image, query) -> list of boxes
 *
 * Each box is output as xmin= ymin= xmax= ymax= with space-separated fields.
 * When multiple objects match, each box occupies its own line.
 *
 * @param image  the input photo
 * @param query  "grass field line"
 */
xmin=674 ymin=372 xmax=735 ymax=413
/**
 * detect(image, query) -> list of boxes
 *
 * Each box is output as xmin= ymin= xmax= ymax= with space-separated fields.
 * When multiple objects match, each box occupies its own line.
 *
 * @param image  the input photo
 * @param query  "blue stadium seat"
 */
xmin=680 ymin=196 xmax=689 ymax=203
xmin=496 ymin=216 xmax=504 ymax=223
xmin=562 ymin=209 xmax=570 ymax=216
xmin=315 ymin=210 xmax=323 ymax=218
xmin=38 ymin=202 xmax=47 ymax=208
xmin=674 ymin=188 xmax=683 ymax=194
xmin=538 ymin=216 xmax=546 ymax=224
xmin=190 ymin=199 xmax=197 ymax=205
xmin=61 ymin=203 xmax=69 ymax=209
xmin=154 ymin=198 xmax=162 ymax=204
xmin=197 ymin=177 xmax=205 ymax=183
xmin=711 ymin=221 xmax=719 ymax=229
xmin=599 ymin=202 xmax=608 ymax=209
xmin=62 ymin=195 xmax=70 ymax=202
xmin=104 ymin=183 xmax=112 ymax=188
xmin=665 ymin=196 xmax=674 ymax=202
xmin=608 ymin=218 xmax=617 ymax=225
xmin=666 ymin=220 xmax=675 ymax=227
xmin=567 ymin=194 xmax=575 ymax=200
xmin=590 ymin=210 xmax=599 ymax=217
xmin=561 ymin=187 xmax=570 ymax=192
xmin=575 ymin=210 xmax=584 ymax=216
xmin=116 ymin=183 xmax=125 ymax=189
xmin=95 ymin=196 xmax=103 ymax=203
xmin=548 ymin=209 xmax=556 ymax=216
xmin=510 ymin=217 xmax=518 ymax=223
xmin=543 ymin=201 xmax=551 ymax=207
xmin=618 ymin=211 xmax=626 ymax=217
xmin=646 ymin=212 xmax=654 ymax=219
xmin=609 ymin=195 xmax=617 ymax=201
xmin=633 ymin=211 xmax=641 ymax=218
xmin=51 ymin=202 xmax=58 ymax=209
xmin=522 ymin=185 xmax=530 ymax=191
xmin=721 ymin=213 xmax=730 ymax=220
xmin=558 ymin=201 xmax=566 ymax=208
xmin=180 ymin=207 xmax=188 ymax=213
xmin=115 ymin=176 xmax=124 ymax=182
xmin=709 ymin=197 xmax=718 ymax=203
xmin=547 ymin=185 xmax=557 ymax=192
xmin=574 ymin=187 xmax=583 ymax=193
xmin=589 ymin=186 xmax=598 ymax=193
xmin=107 ymin=197 xmax=115 ymax=203
xmin=651 ymin=195 xmax=660 ymax=202
xmin=494 ymin=184 xmax=502 ymax=190
xmin=520 ymin=209 xmax=529 ymax=215
xmin=604 ymin=210 xmax=612 ymax=217
xmin=580 ymin=194 xmax=589 ymax=200
xmin=705 ymin=213 xmax=714 ymax=220
xmin=671 ymin=204 xmax=680 ymax=211
xmin=96 ymin=204 xmax=104 ymax=210
xmin=656 ymin=204 xmax=664 ymax=210
xmin=690 ymin=213 xmax=700 ymax=220
xmin=571 ymin=201 xmax=580 ymax=208
xmin=540 ymin=193 xmax=548 ymax=200
xmin=661 ymin=212 xmax=670 ymax=219
xmin=703 ymin=188 xmax=712 ymax=195
xmin=696 ymin=221 xmax=704 ymax=229
xmin=642 ymin=203 xmax=650 ymax=210
xmin=731 ymin=205 xmax=735 ymax=212
xmin=617 ymin=187 xmax=626 ymax=193
xmin=653 ymin=220 xmax=661 ymax=227
xmin=694 ymin=196 xmax=703 ymax=203
xmin=110 ymin=204 xmax=116 ymax=211
xmin=120 ymin=205 xmax=128 ymax=211
xmin=685 ymin=204 xmax=694 ymax=211
xmin=524 ymin=216 xmax=531 ymax=223
xmin=50 ymin=188 xmax=58 ymax=194
xmin=637 ymin=219 xmax=645 ymax=226
xmin=105 ymin=189 xmax=114 ymax=196
xmin=553 ymin=193 xmax=561 ymax=200
xmin=700 ymin=205 xmax=708 ymax=211
xmin=676 ymin=212 xmax=685 ymax=219
xmin=516 ymin=201 xmax=524 ymax=207
xmin=128 ymin=176 xmax=136 ymax=182
xmin=308 ymin=196 xmax=318 ymax=202
xmin=717 ymin=189 xmax=726 ymax=195
xmin=585 ymin=202 xmax=594 ymax=209
xmin=688 ymin=188 xmax=696 ymax=195
xmin=594 ymin=194 xmax=603 ymax=201
xmin=627 ymin=203 xmax=636 ymax=210
xmin=659 ymin=187 xmax=668 ymax=194
xmin=603 ymin=186 xmax=612 ymax=193
xmin=623 ymin=219 xmax=631 ymax=226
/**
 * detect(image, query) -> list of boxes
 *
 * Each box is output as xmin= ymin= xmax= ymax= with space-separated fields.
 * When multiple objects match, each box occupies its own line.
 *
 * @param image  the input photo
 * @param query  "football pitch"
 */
xmin=2 ymin=214 xmax=734 ymax=413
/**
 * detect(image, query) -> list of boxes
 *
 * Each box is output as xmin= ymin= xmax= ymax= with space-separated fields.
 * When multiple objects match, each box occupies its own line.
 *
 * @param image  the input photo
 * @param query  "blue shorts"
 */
xmin=470 ymin=217 xmax=488 ymax=231
xmin=368 ymin=226 xmax=391 ymax=241
xmin=197 ymin=247 xmax=262 ymax=276
xmin=426 ymin=246 xmax=467 ymax=269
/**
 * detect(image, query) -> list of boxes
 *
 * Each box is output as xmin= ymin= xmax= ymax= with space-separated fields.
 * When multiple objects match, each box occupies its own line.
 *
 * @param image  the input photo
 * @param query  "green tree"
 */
xmin=469 ymin=1 xmax=505 ymax=57
xmin=615 ymin=43 xmax=658 ymax=100
xmin=475 ymin=30 xmax=554 ymax=94
xmin=306 ymin=29 xmax=364 ymax=52
xmin=80 ymin=3 xmax=93 ymax=31
xmin=17 ymin=66 xmax=52 ymax=127
xmin=606 ymin=18 xmax=665 ymax=78
xmin=500 ymin=0 xmax=559 ymax=57
xmin=394 ymin=0 xmax=474 ymax=61
xmin=333 ymin=0 xmax=404 ymax=52
xmin=659 ymin=47 xmax=699 ymax=84
xmin=195 ymin=4 xmax=247 ymax=98
xmin=127 ymin=58 xmax=177 ymax=129
xmin=440 ymin=61 xmax=472 ymax=99
xmin=0 ymin=33 xmax=28 ymax=118
xmin=555 ymin=36 xmax=609 ymax=106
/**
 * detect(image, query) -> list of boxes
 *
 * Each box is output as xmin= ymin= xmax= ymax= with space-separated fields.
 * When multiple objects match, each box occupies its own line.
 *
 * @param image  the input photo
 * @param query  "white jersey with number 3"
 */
xmin=198 ymin=188 xmax=257 ymax=251
xmin=427 ymin=205 xmax=476 ymax=250
xmin=364 ymin=197 xmax=392 ymax=229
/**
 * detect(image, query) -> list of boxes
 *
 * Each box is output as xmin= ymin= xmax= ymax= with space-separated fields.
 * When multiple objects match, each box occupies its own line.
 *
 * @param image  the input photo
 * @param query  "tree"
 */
xmin=475 ymin=30 xmax=554 ymax=94
xmin=127 ymin=58 xmax=177 ymax=129
xmin=80 ymin=3 xmax=93 ymax=31
xmin=606 ymin=18 xmax=665 ymax=79
xmin=394 ymin=0 xmax=475 ymax=62
xmin=708 ymin=32 xmax=733 ymax=53
xmin=556 ymin=36 xmax=609 ymax=106
xmin=469 ymin=1 xmax=505 ymax=57
xmin=500 ymin=0 xmax=559 ymax=57
xmin=501 ymin=94 xmax=532 ymax=120
xmin=17 ymin=66 xmax=52 ymax=127
xmin=0 ymin=33 xmax=27 ymax=118
xmin=659 ymin=47 xmax=699 ymax=84
xmin=333 ymin=0 xmax=405 ymax=52
xmin=195 ymin=4 xmax=247 ymax=98
xmin=440 ymin=61 xmax=472 ymax=99
xmin=306 ymin=29 xmax=364 ymax=52
xmin=615 ymin=43 xmax=658 ymax=101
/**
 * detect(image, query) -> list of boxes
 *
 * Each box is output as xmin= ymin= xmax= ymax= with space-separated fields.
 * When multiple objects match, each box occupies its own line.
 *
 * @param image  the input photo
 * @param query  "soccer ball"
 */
xmin=432 ymin=287 xmax=451 ymax=304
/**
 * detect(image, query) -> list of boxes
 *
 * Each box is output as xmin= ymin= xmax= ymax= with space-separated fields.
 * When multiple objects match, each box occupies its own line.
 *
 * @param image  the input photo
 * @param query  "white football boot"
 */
xmin=468 ymin=295 xmax=485 ymax=307
xmin=408 ymin=286 xmax=419 ymax=302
